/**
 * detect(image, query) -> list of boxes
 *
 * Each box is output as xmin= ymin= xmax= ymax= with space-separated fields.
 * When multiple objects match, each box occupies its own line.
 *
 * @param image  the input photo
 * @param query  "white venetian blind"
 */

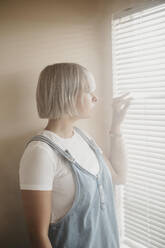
xmin=112 ymin=2 xmax=165 ymax=248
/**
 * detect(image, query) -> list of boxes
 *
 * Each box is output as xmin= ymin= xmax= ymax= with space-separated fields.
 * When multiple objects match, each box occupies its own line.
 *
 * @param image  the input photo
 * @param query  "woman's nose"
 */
xmin=93 ymin=95 xmax=98 ymax=102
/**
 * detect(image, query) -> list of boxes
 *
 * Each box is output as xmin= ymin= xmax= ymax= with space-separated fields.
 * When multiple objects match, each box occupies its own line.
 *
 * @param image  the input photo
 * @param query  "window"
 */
xmin=112 ymin=1 xmax=165 ymax=248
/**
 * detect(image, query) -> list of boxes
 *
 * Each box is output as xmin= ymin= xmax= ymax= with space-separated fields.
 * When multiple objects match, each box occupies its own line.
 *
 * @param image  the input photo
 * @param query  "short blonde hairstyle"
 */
xmin=36 ymin=62 xmax=91 ymax=119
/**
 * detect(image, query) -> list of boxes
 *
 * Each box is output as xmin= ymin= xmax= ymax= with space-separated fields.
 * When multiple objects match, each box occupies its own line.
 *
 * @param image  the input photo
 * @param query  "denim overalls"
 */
xmin=25 ymin=126 xmax=120 ymax=248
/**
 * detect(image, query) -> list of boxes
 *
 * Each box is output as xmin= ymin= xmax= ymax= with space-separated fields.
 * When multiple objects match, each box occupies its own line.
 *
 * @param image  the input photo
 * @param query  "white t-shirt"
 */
xmin=19 ymin=127 xmax=103 ymax=224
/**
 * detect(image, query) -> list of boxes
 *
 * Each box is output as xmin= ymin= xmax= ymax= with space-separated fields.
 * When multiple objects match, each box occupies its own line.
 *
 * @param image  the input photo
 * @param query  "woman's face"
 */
xmin=77 ymin=72 xmax=98 ymax=118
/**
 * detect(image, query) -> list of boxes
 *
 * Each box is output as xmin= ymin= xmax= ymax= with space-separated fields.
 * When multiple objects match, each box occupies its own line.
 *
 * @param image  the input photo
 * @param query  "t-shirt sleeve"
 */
xmin=19 ymin=145 xmax=55 ymax=190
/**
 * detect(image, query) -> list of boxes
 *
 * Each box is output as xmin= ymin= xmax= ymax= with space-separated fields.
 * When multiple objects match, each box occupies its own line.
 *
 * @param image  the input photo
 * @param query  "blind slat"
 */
xmin=125 ymin=219 xmax=165 ymax=239
xmin=112 ymin=3 xmax=165 ymax=248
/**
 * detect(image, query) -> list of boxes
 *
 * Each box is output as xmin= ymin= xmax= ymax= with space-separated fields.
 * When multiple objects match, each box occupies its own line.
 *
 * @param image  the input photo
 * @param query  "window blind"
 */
xmin=112 ymin=2 xmax=165 ymax=248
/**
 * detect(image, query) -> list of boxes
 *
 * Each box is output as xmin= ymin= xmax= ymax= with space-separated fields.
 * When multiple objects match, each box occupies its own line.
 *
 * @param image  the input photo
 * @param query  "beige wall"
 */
xmin=0 ymin=0 xmax=147 ymax=246
xmin=0 ymin=0 xmax=111 ymax=247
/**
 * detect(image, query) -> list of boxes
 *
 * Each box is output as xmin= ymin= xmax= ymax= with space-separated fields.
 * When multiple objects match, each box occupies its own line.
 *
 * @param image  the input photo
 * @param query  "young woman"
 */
xmin=19 ymin=62 xmax=132 ymax=248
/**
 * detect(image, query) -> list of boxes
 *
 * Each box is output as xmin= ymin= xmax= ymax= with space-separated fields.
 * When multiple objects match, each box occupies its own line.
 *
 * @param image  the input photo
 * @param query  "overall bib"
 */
xmin=25 ymin=126 xmax=120 ymax=248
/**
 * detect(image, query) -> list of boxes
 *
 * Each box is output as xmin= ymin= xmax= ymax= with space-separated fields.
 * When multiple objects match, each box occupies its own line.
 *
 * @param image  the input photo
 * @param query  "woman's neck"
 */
xmin=44 ymin=118 xmax=76 ymax=138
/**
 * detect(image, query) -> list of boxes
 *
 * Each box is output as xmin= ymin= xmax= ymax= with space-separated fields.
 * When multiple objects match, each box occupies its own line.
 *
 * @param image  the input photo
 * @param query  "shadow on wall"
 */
xmin=0 ymin=74 xmax=40 ymax=247
xmin=0 ymin=133 xmax=37 ymax=248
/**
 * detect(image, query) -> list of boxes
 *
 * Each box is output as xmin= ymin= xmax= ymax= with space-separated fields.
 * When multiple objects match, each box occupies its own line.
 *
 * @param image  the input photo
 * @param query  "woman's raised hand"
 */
xmin=111 ymin=92 xmax=134 ymax=127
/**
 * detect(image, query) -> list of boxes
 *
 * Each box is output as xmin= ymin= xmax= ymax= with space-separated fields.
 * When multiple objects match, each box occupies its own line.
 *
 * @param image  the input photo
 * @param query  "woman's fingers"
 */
xmin=113 ymin=92 xmax=131 ymax=101
xmin=112 ymin=97 xmax=133 ymax=108
xmin=122 ymin=101 xmax=132 ymax=115
xmin=119 ymin=92 xmax=131 ymax=99
xmin=113 ymin=92 xmax=135 ymax=102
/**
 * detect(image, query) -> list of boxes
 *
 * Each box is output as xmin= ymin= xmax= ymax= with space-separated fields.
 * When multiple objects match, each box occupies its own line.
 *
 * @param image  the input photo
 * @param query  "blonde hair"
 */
xmin=36 ymin=62 xmax=91 ymax=119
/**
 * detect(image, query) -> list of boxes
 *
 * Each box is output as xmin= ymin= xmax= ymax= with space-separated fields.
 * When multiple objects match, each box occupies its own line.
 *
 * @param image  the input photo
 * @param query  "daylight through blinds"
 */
xmin=112 ymin=2 xmax=165 ymax=248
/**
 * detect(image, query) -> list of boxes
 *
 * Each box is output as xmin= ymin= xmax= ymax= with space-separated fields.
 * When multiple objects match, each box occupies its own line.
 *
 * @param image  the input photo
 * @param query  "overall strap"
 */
xmin=24 ymin=127 xmax=100 ymax=164
xmin=73 ymin=126 xmax=101 ymax=153
xmin=25 ymin=135 xmax=76 ymax=163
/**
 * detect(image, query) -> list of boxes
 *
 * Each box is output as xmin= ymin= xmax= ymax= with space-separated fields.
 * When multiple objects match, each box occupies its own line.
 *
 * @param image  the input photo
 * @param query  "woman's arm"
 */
xmin=20 ymin=190 xmax=53 ymax=248
xmin=103 ymin=125 xmax=128 ymax=185
xmin=105 ymin=92 xmax=132 ymax=184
